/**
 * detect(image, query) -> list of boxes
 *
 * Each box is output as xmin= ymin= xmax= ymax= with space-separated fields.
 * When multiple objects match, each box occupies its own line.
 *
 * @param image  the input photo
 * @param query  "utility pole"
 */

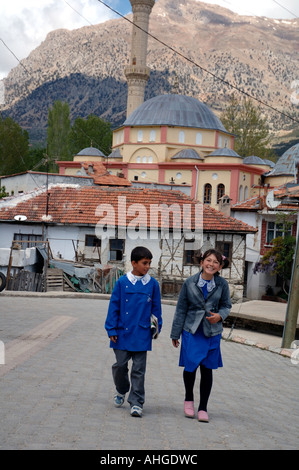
xmin=282 ymin=232 xmax=299 ymax=348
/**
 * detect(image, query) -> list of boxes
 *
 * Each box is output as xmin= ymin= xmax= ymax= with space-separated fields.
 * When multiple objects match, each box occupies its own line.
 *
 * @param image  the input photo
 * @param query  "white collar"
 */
xmin=127 ymin=271 xmax=151 ymax=285
xmin=197 ymin=273 xmax=216 ymax=292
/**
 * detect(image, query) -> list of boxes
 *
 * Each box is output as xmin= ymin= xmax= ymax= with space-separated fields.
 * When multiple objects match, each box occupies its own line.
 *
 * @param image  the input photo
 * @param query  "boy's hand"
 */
xmin=206 ymin=312 xmax=221 ymax=324
xmin=172 ymin=339 xmax=180 ymax=348
xmin=110 ymin=335 xmax=117 ymax=343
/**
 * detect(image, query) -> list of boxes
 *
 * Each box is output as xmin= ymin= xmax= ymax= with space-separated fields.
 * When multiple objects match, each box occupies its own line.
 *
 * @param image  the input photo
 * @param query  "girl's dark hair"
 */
xmin=198 ymin=249 xmax=230 ymax=270
xmin=131 ymin=246 xmax=153 ymax=262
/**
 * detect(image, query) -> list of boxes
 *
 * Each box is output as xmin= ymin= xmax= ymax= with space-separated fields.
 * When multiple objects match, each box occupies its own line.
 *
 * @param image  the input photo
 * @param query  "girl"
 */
xmin=170 ymin=249 xmax=231 ymax=422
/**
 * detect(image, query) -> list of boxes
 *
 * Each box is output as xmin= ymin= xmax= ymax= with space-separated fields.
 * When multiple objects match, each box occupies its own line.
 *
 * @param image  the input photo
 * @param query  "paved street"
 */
xmin=0 ymin=295 xmax=298 ymax=450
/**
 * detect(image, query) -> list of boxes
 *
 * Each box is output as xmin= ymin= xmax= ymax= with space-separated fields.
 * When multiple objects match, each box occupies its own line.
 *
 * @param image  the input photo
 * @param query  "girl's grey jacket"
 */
xmin=170 ymin=272 xmax=232 ymax=339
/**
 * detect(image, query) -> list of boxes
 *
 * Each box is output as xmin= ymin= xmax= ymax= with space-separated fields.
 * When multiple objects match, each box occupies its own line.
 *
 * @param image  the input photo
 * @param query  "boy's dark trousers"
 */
xmin=112 ymin=349 xmax=147 ymax=408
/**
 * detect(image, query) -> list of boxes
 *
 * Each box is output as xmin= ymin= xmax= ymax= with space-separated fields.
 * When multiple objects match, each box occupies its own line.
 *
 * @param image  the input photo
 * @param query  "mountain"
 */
xmin=2 ymin=0 xmax=299 ymax=147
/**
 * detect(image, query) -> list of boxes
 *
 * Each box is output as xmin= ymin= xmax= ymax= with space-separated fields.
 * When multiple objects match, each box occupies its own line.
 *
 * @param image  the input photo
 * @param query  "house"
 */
xmin=0 ymin=184 xmax=256 ymax=300
xmin=231 ymin=184 xmax=298 ymax=300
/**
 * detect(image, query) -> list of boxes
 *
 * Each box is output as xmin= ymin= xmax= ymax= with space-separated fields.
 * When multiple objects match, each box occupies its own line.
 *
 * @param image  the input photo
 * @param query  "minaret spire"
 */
xmin=124 ymin=0 xmax=155 ymax=118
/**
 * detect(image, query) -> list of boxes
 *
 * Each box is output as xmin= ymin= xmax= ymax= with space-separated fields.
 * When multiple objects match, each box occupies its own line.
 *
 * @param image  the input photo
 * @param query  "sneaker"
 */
xmin=130 ymin=405 xmax=143 ymax=417
xmin=114 ymin=392 xmax=125 ymax=407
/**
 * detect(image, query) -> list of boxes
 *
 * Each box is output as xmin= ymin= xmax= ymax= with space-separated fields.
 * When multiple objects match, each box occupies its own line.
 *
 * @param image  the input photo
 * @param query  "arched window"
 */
xmin=244 ymin=186 xmax=248 ymax=200
xmin=204 ymin=184 xmax=212 ymax=204
xmin=217 ymin=184 xmax=225 ymax=203
xmin=196 ymin=132 xmax=202 ymax=145
xmin=148 ymin=156 xmax=153 ymax=163
xmin=239 ymin=185 xmax=243 ymax=201
xmin=179 ymin=130 xmax=185 ymax=143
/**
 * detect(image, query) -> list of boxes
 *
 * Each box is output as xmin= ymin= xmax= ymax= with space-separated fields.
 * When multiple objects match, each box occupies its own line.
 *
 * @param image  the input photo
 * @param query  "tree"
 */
xmin=0 ymin=115 xmax=29 ymax=176
xmin=220 ymin=95 xmax=273 ymax=158
xmin=47 ymin=101 xmax=71 ymax=170
xmin=68 ymin=114 xmax=112 ymax=157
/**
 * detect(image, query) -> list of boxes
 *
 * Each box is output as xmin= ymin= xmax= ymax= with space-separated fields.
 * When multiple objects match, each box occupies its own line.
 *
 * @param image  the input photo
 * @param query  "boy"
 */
xmin=105 ymin=246 xmax=162 ymax=417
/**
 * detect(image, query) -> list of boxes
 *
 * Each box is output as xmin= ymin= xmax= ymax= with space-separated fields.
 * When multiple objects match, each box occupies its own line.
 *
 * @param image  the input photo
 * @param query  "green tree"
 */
xmin=220 ymin=95 xmax=273 ymax=158
xmin=47 ymin=101 xmax=71 ymax=170
xmin=68 ymin=114 xmax=112 ymax=157
xmin=0 ymin=115 xmax=29 ymax=176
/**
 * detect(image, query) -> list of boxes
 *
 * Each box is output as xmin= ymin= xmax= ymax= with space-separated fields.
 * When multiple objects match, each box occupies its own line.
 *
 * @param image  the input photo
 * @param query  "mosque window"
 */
xmin=218 ymin=136 xmax=222 ymax=147
xmin=239 ymin=185 xmax=243 ymax=201
xmin=176 ymin=172 xmax=182 ymax=179
xmin=203 ymin=184 xmax=212 ymax=204
xmin=136 ymin=156 xmax=141 ymax=163
xmin=196 ymin=132 xmax=202 ymax=145
xmin=148 ymin=156 xmax=153 ymax=163
xmin=244 ymin=186 xmax=248 ymax=200
xmin=141 ymin=172 xmax=147 ymax=178
xmin=149 ymin=130 xmax=156 ymax=142
xmin=217 ymin=184 xmax=225 ymax=203
xmin=142 ymin=156 xmax=147 ymax=163
xmin=137 ymin=130 xmax=143 ymax=142
xmin=179 ymin=131 xmax=185 ymax=143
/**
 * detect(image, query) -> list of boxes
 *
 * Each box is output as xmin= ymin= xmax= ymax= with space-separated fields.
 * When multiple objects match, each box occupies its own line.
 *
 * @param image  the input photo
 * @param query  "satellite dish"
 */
xmin=266 ymin=190 xmax=281 ymax=209
xmin=14 ymin=215 xmax=27 ymax=221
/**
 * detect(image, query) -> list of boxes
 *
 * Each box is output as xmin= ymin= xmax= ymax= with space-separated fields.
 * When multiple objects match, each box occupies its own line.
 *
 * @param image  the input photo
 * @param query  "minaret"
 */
xmin=124 ymin=0 xmax=155 ymax=118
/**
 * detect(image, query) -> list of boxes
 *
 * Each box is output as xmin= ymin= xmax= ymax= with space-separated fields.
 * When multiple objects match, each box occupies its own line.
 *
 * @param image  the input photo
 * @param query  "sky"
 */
xmin=0 ymin=0 xmax=298 ymax=80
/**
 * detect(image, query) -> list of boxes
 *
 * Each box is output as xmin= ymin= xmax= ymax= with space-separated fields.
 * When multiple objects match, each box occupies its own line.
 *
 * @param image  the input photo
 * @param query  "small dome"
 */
xmin=123 ymin=94 xmax=229 ymax=133
xmin=209 ymin=148 xmax=241 ymax=158
xmin=171 ymin=149 xmax=203 ymax=160
xmin=243 ymin=155 xmax=265 ymax=165
xmin=76 ymin=147 xmax=105 ymax=157
xmin=268 ymin=143 xmax=299 ymax=176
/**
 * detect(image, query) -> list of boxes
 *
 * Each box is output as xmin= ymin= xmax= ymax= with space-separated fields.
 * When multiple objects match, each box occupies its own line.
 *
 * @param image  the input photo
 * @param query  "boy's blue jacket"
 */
xmin=105 ymin=273 xmax=162 ymax=351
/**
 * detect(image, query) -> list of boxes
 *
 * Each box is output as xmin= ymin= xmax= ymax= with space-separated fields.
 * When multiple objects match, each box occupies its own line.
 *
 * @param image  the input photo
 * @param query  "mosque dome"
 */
xmin=76 ymin=147 xmax=105 ymax=157
xmin=123 ymin=94 xmax=229 ymax=133
xmin=267 ymin=143 xmax=299 ymax=177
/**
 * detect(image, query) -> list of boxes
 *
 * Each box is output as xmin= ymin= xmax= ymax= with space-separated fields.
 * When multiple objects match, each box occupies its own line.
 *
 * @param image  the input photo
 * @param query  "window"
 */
xmin=239 ymin=185 xmax=243 ymax=201
xmin=13 ymin=233 xmax=42 ymax=248
xmin=148 ymin=156 xmax=153 ymax=163
xmin=179 ymin=131 xmax=185 ymax=143
xmin=183 ymin=239 xmax=201 ymax=266
xmin=203 ymin=184 xmax=212 ymax=204
xmin=244 ymin=186 xmax=248 ymax=200
xmin=109 ymin=239 xmax=124 ymax=261
xmin=196 ymin=132 xmax=202 ymax=145
xmin=85 ymin=235 xmax=101 ymax=248
xmin=136 ymin=156 xmax=141 ymax=163
xmin=137 ymin=130 xmax=143 ymax=142
xmin=216 ymin=241 xmax=232 ymax=263
xmin=266 ymin=222 xmax=292 ymax=245
xmin=149 ymin=130 xmax=156 ymax=142
xmin=217 ymin=184 xmax=225 ymax=203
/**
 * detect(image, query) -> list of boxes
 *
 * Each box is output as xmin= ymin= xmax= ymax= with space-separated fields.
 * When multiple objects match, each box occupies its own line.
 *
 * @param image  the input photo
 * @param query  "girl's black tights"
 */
xmin=183 ymin=365 xmax=213 ymax=412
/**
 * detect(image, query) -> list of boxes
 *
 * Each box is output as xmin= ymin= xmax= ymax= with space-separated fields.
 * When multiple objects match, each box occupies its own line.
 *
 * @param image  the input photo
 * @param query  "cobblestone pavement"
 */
xmin=0 ymin=296 xmax=298 ymax=450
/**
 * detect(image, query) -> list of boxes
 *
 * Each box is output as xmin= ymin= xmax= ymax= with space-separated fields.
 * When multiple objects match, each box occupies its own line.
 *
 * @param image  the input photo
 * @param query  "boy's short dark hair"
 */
xmin=131 ymin=246 xmax=153 ymax=262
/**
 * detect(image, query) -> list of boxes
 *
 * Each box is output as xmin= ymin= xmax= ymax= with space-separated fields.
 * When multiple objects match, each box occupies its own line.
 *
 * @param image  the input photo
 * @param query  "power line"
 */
xmin=271 ymin=0 xmax=298 ymax=18
xmin=97 ymin=0 xmax=299 ymax=124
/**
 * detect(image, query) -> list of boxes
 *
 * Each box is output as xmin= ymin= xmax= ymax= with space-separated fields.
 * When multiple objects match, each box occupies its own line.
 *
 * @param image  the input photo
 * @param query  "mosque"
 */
xmin=59 ymin=0 xmax=299 ymax=208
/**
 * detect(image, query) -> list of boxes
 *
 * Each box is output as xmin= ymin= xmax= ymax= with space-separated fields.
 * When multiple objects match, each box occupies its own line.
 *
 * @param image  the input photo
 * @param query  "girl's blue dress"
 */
xmin=179 ymin=278 xmax=223 ymax=372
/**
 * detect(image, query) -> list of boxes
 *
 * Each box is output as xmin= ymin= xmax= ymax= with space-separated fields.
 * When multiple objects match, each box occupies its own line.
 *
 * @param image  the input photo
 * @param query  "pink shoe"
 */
xmin=197 ymin=410 xmax=209 ymax=422
xmin=184 ymin=401 xmax=195 ymax=418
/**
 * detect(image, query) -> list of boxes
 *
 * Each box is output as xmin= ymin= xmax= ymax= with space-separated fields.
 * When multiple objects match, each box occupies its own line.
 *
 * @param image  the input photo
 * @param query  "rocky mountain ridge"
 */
xmin=2 ymin=0 xmax=299 ymax=145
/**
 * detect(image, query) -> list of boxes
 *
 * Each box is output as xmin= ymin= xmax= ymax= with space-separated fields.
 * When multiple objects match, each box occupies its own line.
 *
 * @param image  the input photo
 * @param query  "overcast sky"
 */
xmin=0 ymin=0 xmax=298 ymax=79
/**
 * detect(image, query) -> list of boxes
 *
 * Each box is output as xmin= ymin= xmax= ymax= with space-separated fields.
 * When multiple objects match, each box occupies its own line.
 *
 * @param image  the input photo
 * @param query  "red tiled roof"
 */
xmin=0 ymin=185 xmax=256 ymax=233
xmin=81 ymin=162 xmax=131 ymax=186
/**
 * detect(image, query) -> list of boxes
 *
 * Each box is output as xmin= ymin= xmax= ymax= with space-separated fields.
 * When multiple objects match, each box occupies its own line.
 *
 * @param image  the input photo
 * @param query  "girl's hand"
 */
xmin=206 ymin=312 xmax=221 ymax=324
xmin=172 ymin=339 xmax=180 ymax=348
xmin=110 ymin=335 xmax=118 ymax=343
